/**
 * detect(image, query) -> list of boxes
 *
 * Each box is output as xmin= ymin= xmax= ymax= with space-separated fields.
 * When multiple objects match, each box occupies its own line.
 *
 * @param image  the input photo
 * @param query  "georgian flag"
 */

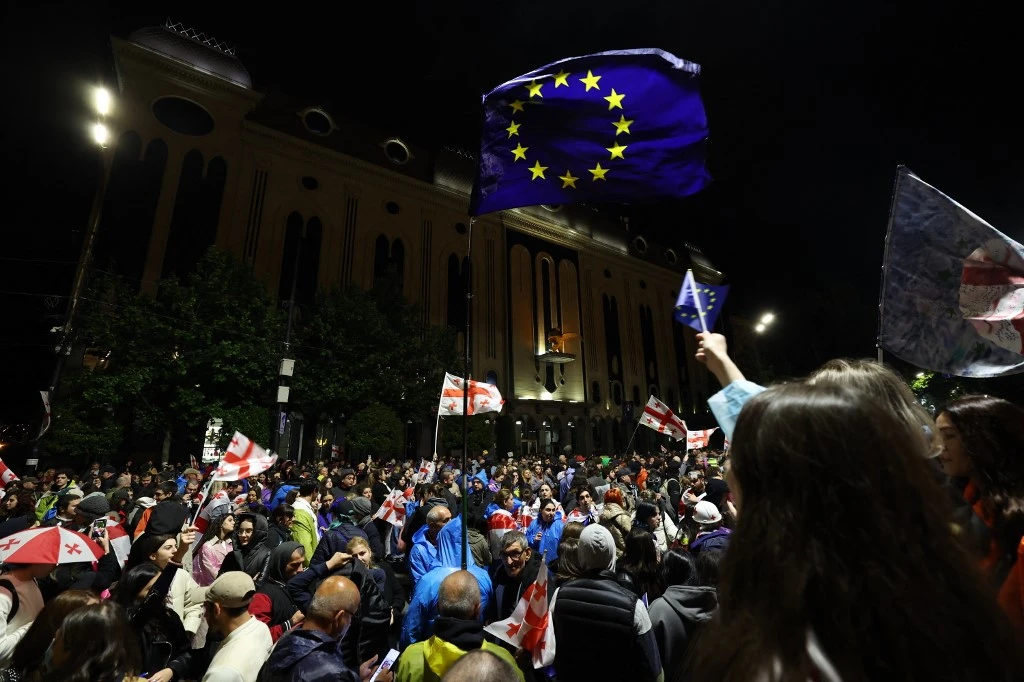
xmin=193 ymin=489 xmax=231 ymax=535
xmin=959 ymin=240 xmax=1024 ymax=355
xmin=412 ymin=459 xmax=435 ymax=485
xmin=0 ymin=458 xmax=19 ymax=488
xmin=373 ymin=488 xmax=409 ymax=527
xmin=640 ymin=396 xmax=687 ymax=441
xmin=487 ymin=507 xmax=518 ymax=557
xmin=484 ymin=559 xmax=556 ymax=668
xmin=104 ymin=519 xmax=131 ymax=567
xmin=686 ymin=428 xmax=719 ymax=451
xmin=438 ymin=373 xmax=504 ymax=416
xmin=213 ymin=432 xmax=277 ymax=481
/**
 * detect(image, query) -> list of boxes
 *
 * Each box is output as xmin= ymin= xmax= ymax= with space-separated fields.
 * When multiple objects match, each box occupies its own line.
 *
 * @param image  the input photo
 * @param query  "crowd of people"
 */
xmin=0 ymin=331 xmax=1021 ymax=681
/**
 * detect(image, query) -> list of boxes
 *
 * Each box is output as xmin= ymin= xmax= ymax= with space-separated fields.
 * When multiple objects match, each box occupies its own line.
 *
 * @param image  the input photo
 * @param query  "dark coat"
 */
xmin=257 ymin=628 xmax=358 ymax=682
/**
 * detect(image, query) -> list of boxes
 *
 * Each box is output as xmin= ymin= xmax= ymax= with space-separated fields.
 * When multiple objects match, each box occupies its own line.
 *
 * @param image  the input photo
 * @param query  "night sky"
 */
xmin=4 ymin=1 xmax=1023 ymax=425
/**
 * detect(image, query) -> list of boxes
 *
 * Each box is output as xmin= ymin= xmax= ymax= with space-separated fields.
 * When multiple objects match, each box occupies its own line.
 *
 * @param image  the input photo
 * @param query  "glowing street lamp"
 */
xmin=91 ymin=122 xmax=109 ymax=147
xmin=94 ymin=87 xmax=112 ymax=115
xmin=755 ymin=322 xmax=767 ymax=333
xmin=760 ymin=313 xmax=775 ymax=325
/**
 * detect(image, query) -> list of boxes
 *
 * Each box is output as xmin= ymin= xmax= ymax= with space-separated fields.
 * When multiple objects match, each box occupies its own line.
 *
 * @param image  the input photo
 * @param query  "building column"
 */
xmin=140 ymin=145 xmax=185 ymax=294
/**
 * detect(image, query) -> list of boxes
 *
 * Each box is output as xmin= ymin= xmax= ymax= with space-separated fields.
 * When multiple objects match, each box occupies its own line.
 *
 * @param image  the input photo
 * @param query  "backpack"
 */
xmin=0 ymin=579 xmax=20 ymax=624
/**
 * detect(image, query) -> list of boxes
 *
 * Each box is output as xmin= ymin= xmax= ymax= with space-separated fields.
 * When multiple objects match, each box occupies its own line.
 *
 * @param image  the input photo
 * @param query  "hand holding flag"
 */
xmin=675 ymin=270 xmax=728 ymax=333
xmin=484 ymin=559 xmax=556 ymax=668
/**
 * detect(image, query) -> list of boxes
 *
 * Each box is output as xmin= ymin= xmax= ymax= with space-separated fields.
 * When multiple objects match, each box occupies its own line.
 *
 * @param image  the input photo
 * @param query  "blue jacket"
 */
xmin=690 ymin=528 xmax=731 ymax=555
xmin=257 ymin=627 xmax=358 ymax=682
xmin=270 ymin=484 xmax=299 ymax=511
xmin=707 ymin=379 xmax=766 ymax=441
xmin=407 ymin=523 xmax=439 ymax=590
xmin=526 ymin=517 xmax=564 ymax=563
xmin=400 ymin=516 xmax=492 ymax=648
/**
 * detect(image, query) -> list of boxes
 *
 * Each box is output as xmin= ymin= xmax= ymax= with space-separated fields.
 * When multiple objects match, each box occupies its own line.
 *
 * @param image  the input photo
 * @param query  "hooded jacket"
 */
xmin=401 ymin=516 xmax=493 ymax=647
xmin=219 ymin=513 xmax=272 ymax=580
xmin=408 ymin=523 xmax=440 ymax=589
xmin=648 ymin=585 xmax=718 ymax=676
xmin=257 ymin=627 xmax=359 ymax=682
xmin=251 ymin=541 xmax=304 ymax=641
xmin=394 ymin=617 xmax=523 ymax=682
xmin=309 ymin=522 xmax=368 ymax=568
xmin=599 ymin=502 xmax=633 ymax=558
xmin=690 ymin=528 xmax=731 ymax=555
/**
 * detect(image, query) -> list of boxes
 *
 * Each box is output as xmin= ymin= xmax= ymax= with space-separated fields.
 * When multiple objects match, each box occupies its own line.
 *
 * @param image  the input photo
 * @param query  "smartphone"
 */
xmin=89 ymin=518 xmax=106 ymax=540
xmin=368 ymin=648 xmax=399 ymax=682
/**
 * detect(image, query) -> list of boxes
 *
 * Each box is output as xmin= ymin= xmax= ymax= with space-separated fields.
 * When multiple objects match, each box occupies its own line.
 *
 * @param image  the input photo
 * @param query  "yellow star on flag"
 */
xmin=606 ymin=142 xmax=628 ymax=160
xmin=604 ymin=89 xmax=625 ymax=110
xmin=579 ymin=70 xmax=602 ymax=91
xmin=553 ymin=70 xmax=570 ymax=87
xmin=506 ymin=121 xmax=521 ymax=138
xmin=509 ymin=99 xmax=526 ymax=113
xmin=612 ymin=114 xmax=633 ymax=135
xmin=528 ymin=161 xmax=549 ymax=180
xmin=559 ymin=170 xmax=579 ymax=189
xmin=511 ymin=143 xmax=528 ymax=161
xmin=589 ymin=163 xmax=609 ymax=181
xmin=526 ymin=80 xmax=544 ymax=98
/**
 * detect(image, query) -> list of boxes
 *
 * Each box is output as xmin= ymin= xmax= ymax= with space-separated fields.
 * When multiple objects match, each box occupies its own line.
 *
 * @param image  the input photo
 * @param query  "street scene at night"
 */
xmin=1 ymin=2 xmax=1023 ymax=681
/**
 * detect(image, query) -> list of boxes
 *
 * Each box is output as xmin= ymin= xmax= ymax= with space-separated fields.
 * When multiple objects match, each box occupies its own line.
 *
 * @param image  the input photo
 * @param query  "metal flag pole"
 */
xmin=461 ymin=218 xmax=475 ymax=570
xmin=623 ymin=420 xmax=643 ymax=456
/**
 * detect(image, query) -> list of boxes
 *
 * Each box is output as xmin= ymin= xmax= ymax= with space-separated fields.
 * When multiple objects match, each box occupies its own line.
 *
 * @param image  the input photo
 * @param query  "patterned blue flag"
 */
xmin=674 ymin=271 xmax=728 ymax=332
xmin=469 ymin=49 xmax=711 ymax=216
xmin=878 ymin=167 xmax=1024 ymax=377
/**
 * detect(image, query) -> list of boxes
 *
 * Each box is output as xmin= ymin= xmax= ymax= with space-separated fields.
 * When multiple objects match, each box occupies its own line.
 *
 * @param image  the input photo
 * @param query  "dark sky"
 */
xmin=3 ymin=0 xmax=1023 ymax=423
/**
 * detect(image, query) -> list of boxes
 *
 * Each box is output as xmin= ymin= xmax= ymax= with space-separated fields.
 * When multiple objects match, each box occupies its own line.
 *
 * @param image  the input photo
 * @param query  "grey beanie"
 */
xmin=350 ymin=496 xmax=372 ymax=523
xmin=76 ymin=492 xmax=111 ymax=521
xmin=578 ymin=524 xmax=616 ymax=573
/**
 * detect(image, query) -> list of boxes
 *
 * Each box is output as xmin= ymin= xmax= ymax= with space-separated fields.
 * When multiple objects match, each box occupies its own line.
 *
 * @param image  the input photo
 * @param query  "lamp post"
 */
xmin=49 ymin=86 xmax=115 ymax=398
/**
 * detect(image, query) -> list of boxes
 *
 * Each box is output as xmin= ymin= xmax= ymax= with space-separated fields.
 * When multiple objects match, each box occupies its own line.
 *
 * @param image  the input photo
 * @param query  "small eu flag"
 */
xmin=674 ymin=270 xmax=728 ymax=333
xmin=469 ymin=48 xmax=711 ymax=216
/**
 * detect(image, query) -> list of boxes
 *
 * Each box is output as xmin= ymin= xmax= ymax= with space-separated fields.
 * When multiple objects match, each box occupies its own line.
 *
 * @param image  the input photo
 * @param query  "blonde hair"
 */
xmin=345 ymin=536 xmax=375 ymax=567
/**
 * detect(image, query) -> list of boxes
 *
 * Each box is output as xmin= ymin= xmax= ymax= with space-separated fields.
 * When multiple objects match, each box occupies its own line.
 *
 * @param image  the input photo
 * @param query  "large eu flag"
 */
xmin=469 ymin=49 xmax=711 ymax=216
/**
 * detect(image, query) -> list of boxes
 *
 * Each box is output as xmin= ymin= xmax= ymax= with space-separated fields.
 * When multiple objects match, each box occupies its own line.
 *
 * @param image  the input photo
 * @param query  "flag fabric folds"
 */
xmin=413 ymin=459 xmax=436 ymax=485
xmin=878 ymin=167 xmax=1024 ymax=377
xmin=686 ymin=428 xmax=718 ymax=451
xmin=438 ymin=373 xmax=504 ymax=416
xmin=640 ymin=396 xmax=687 ymax=440
xmin=0 ymin=458 xmax=19 ymax=488
xmin=212 ymin=432 xmax=278 ymax=481
xmin=484 ymin=558 xmax=556 ymax=668
xmin=194 ymin=489 xmax=231 ymax=534
xmin=674 ymin=270 xmax=729 ymax=333
xmin=373 ymin=488 xmax=409 ymax=528
xmin=469 ymin=48 xmax=711 ymax=216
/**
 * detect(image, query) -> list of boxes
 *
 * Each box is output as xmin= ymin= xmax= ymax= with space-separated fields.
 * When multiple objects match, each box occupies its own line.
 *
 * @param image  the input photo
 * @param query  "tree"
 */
xmin=442 ymin=414 xmax=494 ymax=454
xmin=47 ymin=249 xmax=284 ymax=461
xmin=346 ymin=403 xmax=403 ymax=459
xmin=291 ymin=284 xmax=456 ymax=424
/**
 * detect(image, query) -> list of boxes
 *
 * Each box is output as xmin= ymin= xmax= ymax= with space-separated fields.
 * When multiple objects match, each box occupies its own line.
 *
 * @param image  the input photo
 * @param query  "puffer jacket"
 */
xmin=219 ymin=513 xmax=272 ymax=580
xmin=600 ymin=502 xmax=633 ymax=558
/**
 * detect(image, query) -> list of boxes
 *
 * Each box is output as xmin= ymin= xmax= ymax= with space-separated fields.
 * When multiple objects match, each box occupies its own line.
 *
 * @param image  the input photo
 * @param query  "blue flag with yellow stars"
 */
xmin=674 ymin=271 xmax=728 ymax=333
xmin=469 ymin=48 xmax=711 ymax=216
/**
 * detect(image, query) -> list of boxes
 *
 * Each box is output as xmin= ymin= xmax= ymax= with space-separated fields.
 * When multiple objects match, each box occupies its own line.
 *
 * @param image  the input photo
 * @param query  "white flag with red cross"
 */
xmin=640 ymin=396 xmax=687 ymax=441
xmin=484 ymin=558 xmax=556 ymax=668
xmin=437 ymin=373 xmax=504 ymax=416
xmin=412 ymin=459 xmax=436 ymax=485
xmin=686 ymin=427 xmax=719 ymax=451
xmin=213 ymin=432 xmax=277 ymax=481
xmin=193 ymin=489 xmax=232 ymax=535
xmin=0 ymin=458 xmax=19 ymax=489
xmin=372 ymin=488 xmax=408 ymax=527
xmin=104 ymin=519 xmax=131 ymax=567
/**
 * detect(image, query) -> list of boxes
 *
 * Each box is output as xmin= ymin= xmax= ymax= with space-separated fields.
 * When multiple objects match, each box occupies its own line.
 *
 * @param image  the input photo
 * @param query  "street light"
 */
xmin=94 ymin=87 xmax=112 ymax=115
xmin=91 ymin=122 xmax=109 ymax=147
xmin=755 ymin=312 xmax=776 ymax=334
xmin=755 ymin=323 xmax=766 ymax=333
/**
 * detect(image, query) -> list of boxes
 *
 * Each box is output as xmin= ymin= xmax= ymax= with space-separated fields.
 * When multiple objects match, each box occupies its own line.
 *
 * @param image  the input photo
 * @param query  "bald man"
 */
xmin=258 ymin=576 xmax=392 ymax=682
xmin=442 ymin=649 xmax=521 ymax=682
xmin=394 ymin=571 xmax=523 ymax=682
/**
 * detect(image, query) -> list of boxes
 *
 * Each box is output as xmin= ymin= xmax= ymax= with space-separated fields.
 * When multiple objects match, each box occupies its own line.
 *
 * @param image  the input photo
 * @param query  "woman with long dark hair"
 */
xmin=616 ymin=527 xmax=663 ymax=601
xmin=693 ymin=382 xmax=1021 ymax=682
xmin=0 ymin=495 xmax=38 ymax=539
xmin=937 ymin=394 xmax=1024 ymax=627
xmin=39 ymin=601 xmax=141 ymax=682
xmin=110 ymin=563 xmax=190 ymax=682
xmin=191 ymin=510 xmax=234 ymax=586
xmin=123 ymin=532 xmax=205 ymax=639
xmin=1 ymin=590 xmax=96 ymax=682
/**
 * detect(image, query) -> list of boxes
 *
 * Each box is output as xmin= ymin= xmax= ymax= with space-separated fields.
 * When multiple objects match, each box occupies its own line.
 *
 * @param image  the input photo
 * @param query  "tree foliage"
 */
xmin=345 ymin=403 xmax=403 ymax=458
xmin=291 ymin=283 xmax=456 ymax=423
xmin=442 ymin=414 xmax=494 ymax=454
xmin=47 ymin=249 xmax=283 ymax=460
